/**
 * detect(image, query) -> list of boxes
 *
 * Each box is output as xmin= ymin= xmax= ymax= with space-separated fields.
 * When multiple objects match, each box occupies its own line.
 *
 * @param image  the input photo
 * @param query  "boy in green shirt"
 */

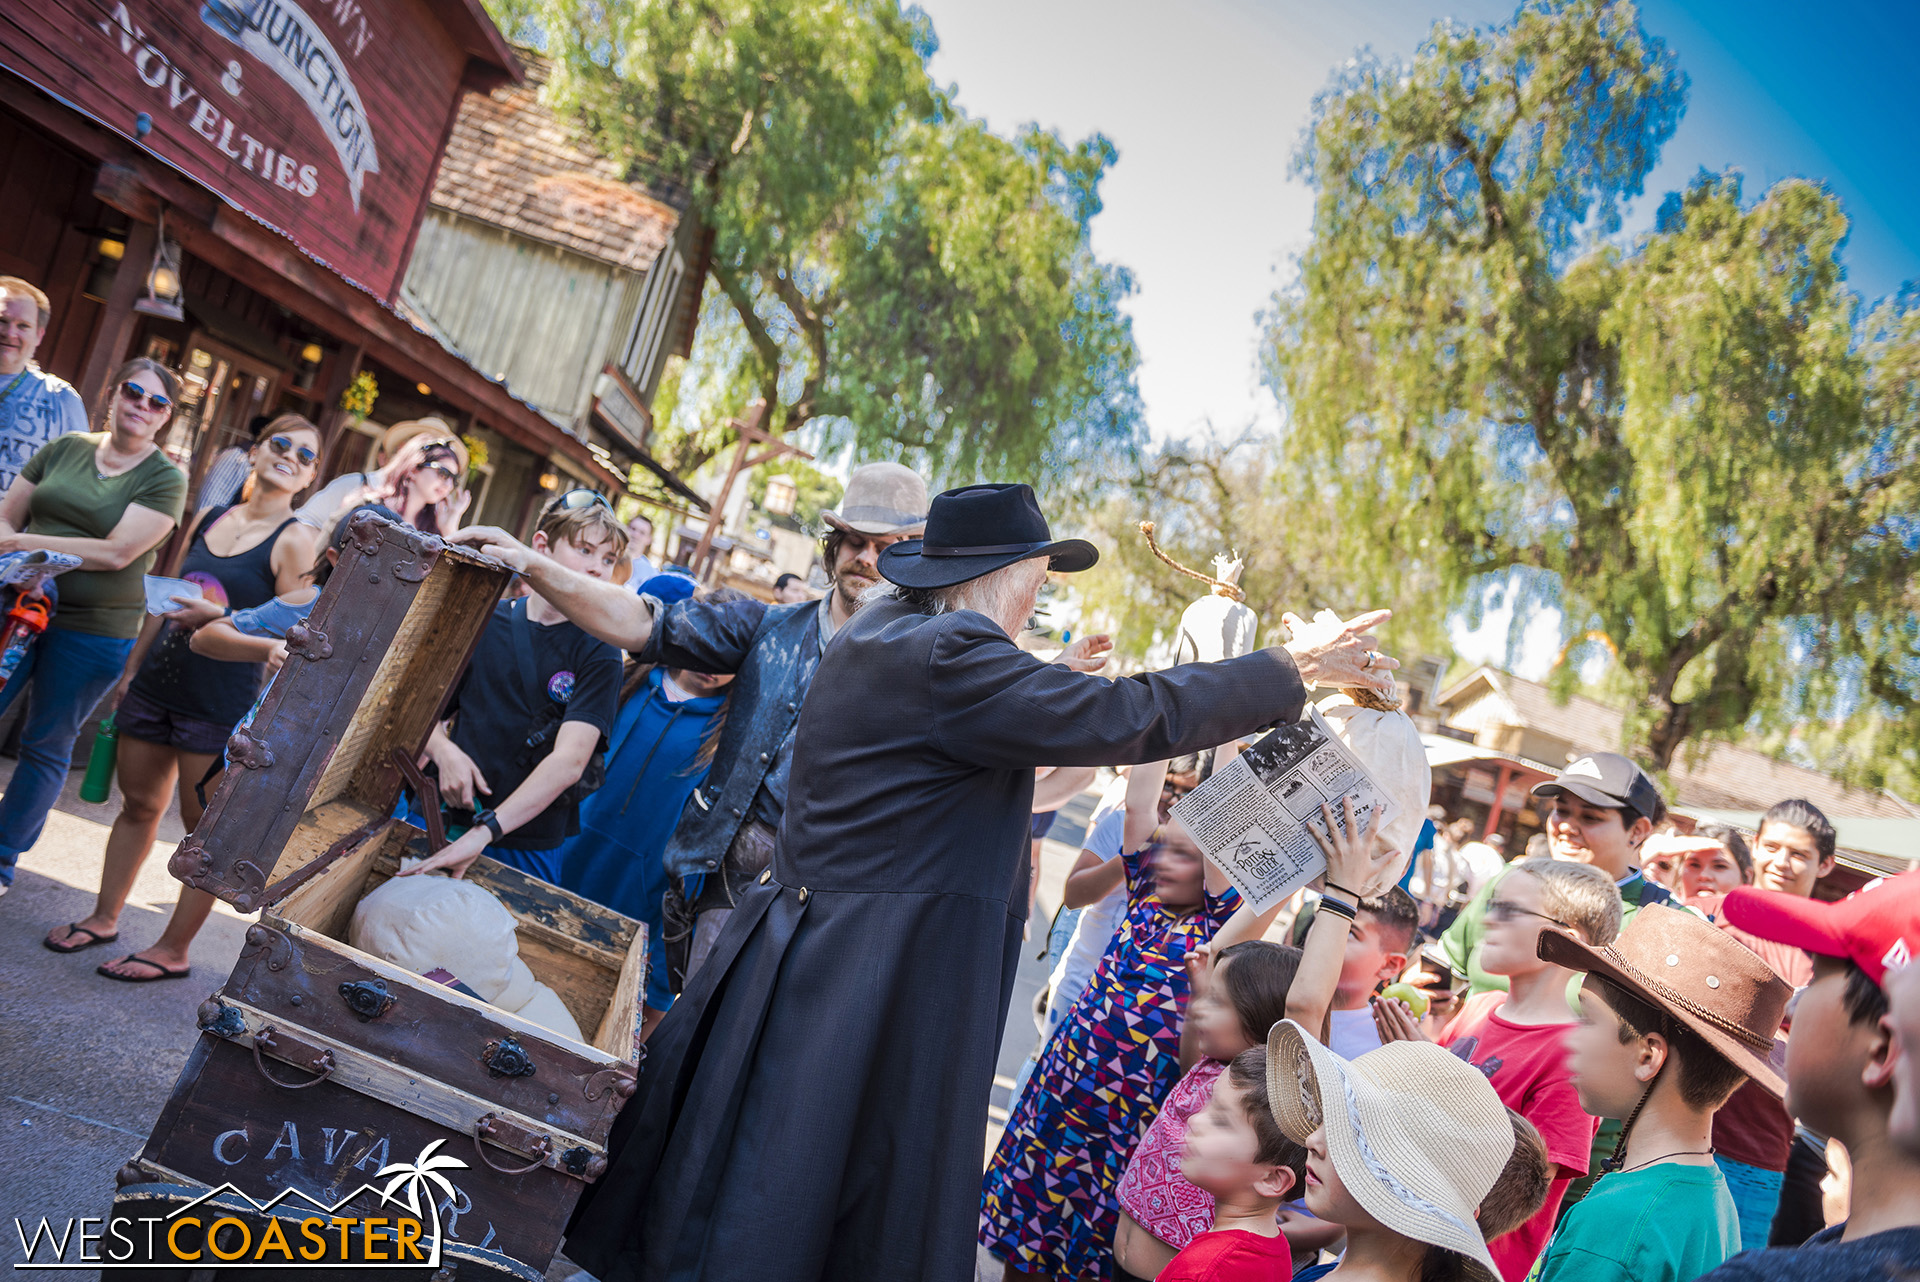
xmin=1527 ymin=904 xmax=1794 ymax=1282
xmin=1441 ymin=752 xmax=1673 ymax=997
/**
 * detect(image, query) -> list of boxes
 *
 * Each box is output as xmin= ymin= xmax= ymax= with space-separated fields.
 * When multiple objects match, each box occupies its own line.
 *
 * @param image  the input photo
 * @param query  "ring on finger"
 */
xmin=1361 ymin=649 xmax=1377 ymax=669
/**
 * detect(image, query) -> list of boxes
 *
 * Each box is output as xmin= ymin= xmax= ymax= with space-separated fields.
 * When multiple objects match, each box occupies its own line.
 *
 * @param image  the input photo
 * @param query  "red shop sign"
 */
xmin=4 ymin=0 xmax=500 ymax=300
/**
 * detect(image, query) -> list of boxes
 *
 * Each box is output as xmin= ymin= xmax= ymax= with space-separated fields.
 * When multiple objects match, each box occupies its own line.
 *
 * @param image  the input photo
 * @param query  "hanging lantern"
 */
xmin=133 ymin=209 xmax=184 ymax=321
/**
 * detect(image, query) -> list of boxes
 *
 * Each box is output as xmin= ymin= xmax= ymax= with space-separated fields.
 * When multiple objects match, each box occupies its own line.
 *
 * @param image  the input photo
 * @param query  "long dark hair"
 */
xmin=1696 ymin=821 xmax=1754 ymax=882
xmin=1214 ymin=940 xmax=1300 ymax=1047
xmin=615 ymin=585 xmax=746 ymax=771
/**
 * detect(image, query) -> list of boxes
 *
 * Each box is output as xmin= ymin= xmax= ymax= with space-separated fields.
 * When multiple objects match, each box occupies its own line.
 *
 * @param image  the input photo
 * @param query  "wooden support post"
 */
xmin=75 ymin=218 xmax=157 ymax=417
xmin=1484 ymin=764 xmax=1513 ymax=840
xmin=689 ymin=400 xmax=775 ymax=584
xmin=315 ymin=345 xmax=366 ymax=479
xmin=691 ymin=422 xmax=815 ymax=583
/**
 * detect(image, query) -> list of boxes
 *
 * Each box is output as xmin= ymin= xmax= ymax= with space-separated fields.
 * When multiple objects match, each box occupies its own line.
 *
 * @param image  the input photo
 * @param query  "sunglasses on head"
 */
xmin=546 ymin=488 xmax=613 ymax=516
xmin=265 ymin=434 xmax=317 ymax=467
xmin=119 ymin=381 xmax=171 ymax=412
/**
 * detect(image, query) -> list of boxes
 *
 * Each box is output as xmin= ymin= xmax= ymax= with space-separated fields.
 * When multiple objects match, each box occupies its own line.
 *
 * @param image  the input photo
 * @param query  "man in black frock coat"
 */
xmin=462 ymin=484 xmax=1397 ymax=1282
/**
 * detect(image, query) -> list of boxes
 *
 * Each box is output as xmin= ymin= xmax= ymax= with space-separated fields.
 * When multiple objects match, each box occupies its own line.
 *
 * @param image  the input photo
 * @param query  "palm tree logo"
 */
xmin=376 ymin=1139 xmax=469 ymax=1266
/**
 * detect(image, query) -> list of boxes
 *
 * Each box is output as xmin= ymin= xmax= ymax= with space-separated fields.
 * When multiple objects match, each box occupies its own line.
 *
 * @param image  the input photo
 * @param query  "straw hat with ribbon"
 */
xmin=1267 ymin=1020 xmax=1515 ymax=1282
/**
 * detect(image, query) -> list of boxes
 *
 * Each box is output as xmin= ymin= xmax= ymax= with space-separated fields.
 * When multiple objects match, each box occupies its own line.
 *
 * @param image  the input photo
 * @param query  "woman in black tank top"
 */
xmin=84 ymin=416 xmax=322 ymax=983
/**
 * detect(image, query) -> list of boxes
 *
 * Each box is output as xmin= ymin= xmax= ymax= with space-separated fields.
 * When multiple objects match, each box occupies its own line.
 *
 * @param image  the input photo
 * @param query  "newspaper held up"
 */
xmin=1169 ymin=704 xmax=1392 ymax=915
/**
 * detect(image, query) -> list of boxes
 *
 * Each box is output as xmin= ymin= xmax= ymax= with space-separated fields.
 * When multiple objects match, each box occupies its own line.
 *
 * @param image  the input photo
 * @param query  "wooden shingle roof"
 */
xmin=1435 ymin=667 xmax=1920 ymax=821
xmin=431 ymin=54 xmax=681 ymax=272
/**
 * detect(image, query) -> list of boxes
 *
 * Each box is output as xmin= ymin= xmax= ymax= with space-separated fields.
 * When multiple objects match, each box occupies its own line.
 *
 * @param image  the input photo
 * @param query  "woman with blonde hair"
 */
xmin=295 ymin=417 xmax=469 ymax=537
xmin=57 ymin=415 xmax=320 ymax=978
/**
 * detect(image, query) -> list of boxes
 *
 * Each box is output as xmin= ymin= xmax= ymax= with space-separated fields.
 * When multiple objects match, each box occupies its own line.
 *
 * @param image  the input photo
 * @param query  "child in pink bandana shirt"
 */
xmin=1112 ymin=941 xmax=1300 ymax=1278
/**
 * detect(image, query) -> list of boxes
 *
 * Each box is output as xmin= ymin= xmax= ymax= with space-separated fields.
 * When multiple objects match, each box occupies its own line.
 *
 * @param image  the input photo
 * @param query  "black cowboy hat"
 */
xmin=878 ymin=484 xmax=1098 ymax=589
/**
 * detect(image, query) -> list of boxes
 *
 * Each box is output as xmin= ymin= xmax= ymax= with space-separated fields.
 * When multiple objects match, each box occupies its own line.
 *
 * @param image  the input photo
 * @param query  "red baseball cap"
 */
xmin=1722 ymin=871 xmax=1920 ymax=986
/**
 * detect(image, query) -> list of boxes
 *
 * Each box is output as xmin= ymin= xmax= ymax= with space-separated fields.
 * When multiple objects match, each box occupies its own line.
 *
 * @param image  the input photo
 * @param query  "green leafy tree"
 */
xmin=1071 ymin=436 xmax=1450 ymax=663
xmin=1265 ymin=0 xmax=1920 ymax=774
xmin=490 ymin=0 xmax=1143 ymax=488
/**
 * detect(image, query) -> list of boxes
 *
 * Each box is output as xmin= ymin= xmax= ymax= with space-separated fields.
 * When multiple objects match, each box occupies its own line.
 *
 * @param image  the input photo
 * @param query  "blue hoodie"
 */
xmin=557 ymin=666 xmax=728 ymax=1011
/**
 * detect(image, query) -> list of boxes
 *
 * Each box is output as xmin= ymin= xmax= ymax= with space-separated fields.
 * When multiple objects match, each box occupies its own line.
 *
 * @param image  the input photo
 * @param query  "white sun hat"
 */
xmin=1267 ymin=1019 xmax=1513 ymax=1282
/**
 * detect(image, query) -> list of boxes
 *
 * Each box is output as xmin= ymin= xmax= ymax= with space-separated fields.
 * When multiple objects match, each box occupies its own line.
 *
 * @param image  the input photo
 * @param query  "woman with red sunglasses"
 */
xmin=0 ymin=357 xmax=186 ymax=906
xmin=81 ymin=415 xmax=322 ymax=980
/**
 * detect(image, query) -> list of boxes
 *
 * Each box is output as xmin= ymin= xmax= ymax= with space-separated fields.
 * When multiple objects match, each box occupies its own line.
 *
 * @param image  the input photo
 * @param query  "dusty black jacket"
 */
xmin=566 ymin=594 xmax=1308 ymax=1282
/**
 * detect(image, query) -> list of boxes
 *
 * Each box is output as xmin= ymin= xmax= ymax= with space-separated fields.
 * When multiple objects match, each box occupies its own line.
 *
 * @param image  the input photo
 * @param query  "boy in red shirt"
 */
xmin=1160 ymin=1046 xmax=1306 ymax=1282
xmin=1375 ymin=854 xmax=1624 ymax=1280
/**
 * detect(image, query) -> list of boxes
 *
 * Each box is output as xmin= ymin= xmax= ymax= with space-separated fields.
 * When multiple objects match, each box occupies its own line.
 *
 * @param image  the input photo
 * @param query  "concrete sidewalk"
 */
xmin=0 ymin=758 xmax=252 ymax=1280
xmin=0 ymin=751 xmax=1108 ymax=1282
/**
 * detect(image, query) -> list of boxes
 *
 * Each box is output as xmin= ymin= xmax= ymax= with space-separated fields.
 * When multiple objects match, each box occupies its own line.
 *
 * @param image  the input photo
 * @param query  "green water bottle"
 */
xmin=80 ymin=713 xmax=118 ymax=804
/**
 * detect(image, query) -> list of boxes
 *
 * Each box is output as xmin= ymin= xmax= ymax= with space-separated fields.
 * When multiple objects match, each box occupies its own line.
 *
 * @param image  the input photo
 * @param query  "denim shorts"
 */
xmin=117 ymin=688 xmax=233 ymax=756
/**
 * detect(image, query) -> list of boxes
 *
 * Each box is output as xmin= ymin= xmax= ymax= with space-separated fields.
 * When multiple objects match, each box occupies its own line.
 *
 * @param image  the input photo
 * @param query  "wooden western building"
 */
xmin=399 ymin=51 xmax=712 ymax=525
xmin=0 ymin=1 xmax=705 ymax=532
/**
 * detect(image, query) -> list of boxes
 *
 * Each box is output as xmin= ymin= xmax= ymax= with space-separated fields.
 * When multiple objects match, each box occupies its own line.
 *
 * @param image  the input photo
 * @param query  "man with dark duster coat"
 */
xmin=452 ymin=483 xmax=1399 ymax=1282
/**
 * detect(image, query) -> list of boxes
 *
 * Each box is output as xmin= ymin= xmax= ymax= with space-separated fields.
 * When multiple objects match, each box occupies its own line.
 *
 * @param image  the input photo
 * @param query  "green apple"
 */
xmin=1381 ymin=982 xmax=1430 ymax=1018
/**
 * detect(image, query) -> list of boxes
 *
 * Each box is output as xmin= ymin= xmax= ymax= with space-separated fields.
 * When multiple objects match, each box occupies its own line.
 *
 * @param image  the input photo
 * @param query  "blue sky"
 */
xmin=917 ymin=0 xmax=1918 ymax=443
xmin=915 ymin=0 xmax=1918 ymax=672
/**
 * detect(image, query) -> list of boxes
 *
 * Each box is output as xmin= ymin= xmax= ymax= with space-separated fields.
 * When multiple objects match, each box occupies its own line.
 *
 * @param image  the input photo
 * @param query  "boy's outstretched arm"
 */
xmin=1284 ymin=799 xmax=1398 ymax=1044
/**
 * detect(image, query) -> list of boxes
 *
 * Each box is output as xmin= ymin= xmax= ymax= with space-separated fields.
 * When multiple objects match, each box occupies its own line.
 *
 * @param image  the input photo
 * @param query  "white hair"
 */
xmin=865 ymin=557 xmax=1048 ymax=635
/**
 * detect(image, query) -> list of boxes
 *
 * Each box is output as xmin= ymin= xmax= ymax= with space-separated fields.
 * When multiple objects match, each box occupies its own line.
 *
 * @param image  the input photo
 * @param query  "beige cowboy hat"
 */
xmin=379 ymin=417 xmax=468 ymax=475
xmin=1538 ymin=899 xmax=1794 ymax=1096
xmin=821 ymin=462 xmax=929 ymax=536
xmin=1267 ymin=1020 xmax=1514 ymax=1282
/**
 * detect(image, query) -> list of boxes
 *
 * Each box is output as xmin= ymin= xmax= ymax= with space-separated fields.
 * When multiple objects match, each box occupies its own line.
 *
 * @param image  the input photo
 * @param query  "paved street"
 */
xmin=0 ymin=752 xmax=1098 ymax=1282
xmin=0 ymin=756 xmax=252 ymax=1280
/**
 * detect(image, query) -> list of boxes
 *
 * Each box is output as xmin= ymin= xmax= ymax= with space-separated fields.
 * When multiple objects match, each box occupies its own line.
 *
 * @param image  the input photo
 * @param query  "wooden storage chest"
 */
xmin=122 ymin=514 xmax=645 ymax=1275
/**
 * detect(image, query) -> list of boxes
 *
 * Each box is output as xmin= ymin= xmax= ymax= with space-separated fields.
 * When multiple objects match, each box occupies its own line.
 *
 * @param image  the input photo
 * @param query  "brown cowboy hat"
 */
xmin=820 ymin=462 xmax=929 ymax=536
xmin=379 ymin=418 xmax=468 ymax=475
xmin=1538 ymin=906 xmax=1793 ymax=1096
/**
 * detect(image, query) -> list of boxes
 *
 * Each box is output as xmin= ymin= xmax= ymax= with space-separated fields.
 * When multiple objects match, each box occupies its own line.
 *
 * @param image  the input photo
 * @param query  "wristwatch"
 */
xmin=472 ymin=808 xmax=504 ymax=842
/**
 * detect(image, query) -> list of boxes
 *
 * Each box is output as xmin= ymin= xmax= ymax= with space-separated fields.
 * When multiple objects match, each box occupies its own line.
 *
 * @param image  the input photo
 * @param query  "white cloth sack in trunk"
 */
xmin=349 ymin=872 xmax=551 ymax=1032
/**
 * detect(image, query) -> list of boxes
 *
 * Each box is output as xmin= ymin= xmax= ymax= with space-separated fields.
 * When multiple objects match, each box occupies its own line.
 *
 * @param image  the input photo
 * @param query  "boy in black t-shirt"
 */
xmin=1695 ymin=872 xmax=1920 ymax=1281
xmin=402 ymin=494 xmax=625 ymax=884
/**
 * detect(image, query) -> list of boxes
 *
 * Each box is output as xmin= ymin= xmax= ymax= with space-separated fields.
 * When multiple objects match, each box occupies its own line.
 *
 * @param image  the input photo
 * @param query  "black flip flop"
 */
xmin=44 ymin=924 xmax=119 ymax=954
xmin=96 ymin=954 xmax=191 ymax=983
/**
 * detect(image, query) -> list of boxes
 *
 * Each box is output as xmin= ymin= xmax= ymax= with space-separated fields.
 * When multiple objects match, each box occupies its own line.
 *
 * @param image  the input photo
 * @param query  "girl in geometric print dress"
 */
xmin=980 ymin=756 xmax=1256 ymax=1280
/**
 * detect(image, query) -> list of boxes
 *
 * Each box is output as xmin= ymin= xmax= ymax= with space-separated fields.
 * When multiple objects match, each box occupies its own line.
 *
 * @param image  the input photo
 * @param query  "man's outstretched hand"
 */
xmin=1280 ymin=608 xmax=1399 ymax=694
xmin=449 ymin=526 xmax=534 ymax=572
xmin=1060 ymin=633 xmax=1114 ymax=672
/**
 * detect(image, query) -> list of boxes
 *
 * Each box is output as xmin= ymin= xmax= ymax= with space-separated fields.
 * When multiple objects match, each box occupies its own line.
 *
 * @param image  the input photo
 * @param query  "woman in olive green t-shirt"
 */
xmin=0 ymin=357 xmax=184 ymax=908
